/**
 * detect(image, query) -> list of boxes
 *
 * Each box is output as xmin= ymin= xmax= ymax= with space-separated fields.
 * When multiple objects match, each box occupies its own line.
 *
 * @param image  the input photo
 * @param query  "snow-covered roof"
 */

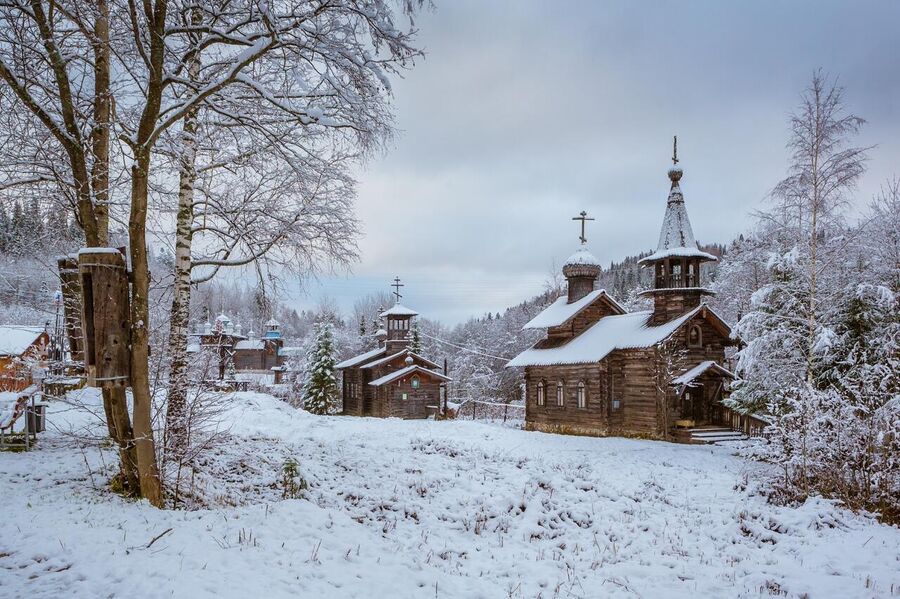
xmin=235 ymin=340 xmax=265 ymax=351
xmin=279 ymin=347 xmax=304 ymax=357
xmin=508 ymin=304 xmax=725 ymax=367
xmin=380 ymin=303 xmax=418 ymax=317
xmin=186 ymin=343 xmax=200 ymax=354
xmin=368 ymin=365 xmax=451 ymax=387
xmin=523 ymin=290 xmax=624 ymax=330
xmin=335 ymin=347 xmax=386 ymax=369
xmin=638 ymin=167 xmax=717 ymax=265
xmin=0 ymin=326 xmax=47 ymax=356
xmin=672 ymin=360 xmax=735 ymax=387
xmin=265 ymin=318 xmax=280 ymax=327
xmin=361 ymin=349 xmax=439 ymax=370
xmin=215 ymin=313 xmax=231 ymax=323
xmin=564 ymin=247 xmax=600 ymax=267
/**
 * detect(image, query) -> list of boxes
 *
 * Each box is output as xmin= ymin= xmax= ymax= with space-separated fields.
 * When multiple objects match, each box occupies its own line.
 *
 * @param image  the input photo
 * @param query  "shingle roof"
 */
xmin=380 ymin=303 xmax=419 ymax=317
xmin=368 ymin=365 xmax=451 ymax=387
xmin=523 ymin=290 xmax=625 ymax=330
xmin=639 ymin=165 xmax=717 ymax=265
xmin=0 ymin=326 xmax=46 ymax=357
xmin=508 ymin=304 xmax=730 ymax=367
xmin=335 ymin=346 xmax=386 ymax=369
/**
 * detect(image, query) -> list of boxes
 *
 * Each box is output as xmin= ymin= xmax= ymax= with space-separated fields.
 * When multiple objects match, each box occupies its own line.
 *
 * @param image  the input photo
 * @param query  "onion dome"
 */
xmin=562 ymin=247 xmax=601 ymax=279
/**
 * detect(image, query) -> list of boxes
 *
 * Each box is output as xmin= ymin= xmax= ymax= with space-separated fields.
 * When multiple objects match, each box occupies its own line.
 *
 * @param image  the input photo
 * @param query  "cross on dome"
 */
xmin=571 ymin=211 xmax=595 ymax=245
xmin=391 ymin=276 xmax=404 ymax=302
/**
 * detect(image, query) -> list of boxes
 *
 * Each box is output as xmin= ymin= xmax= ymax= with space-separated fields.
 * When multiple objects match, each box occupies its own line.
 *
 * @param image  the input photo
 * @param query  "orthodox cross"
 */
xmin=391 ymin=276 xmax=404 ymax=302
xmin=571 ymin=211 xmax=594 ymax=245
xmin=672 ymin=135 xmax=679 ymax=165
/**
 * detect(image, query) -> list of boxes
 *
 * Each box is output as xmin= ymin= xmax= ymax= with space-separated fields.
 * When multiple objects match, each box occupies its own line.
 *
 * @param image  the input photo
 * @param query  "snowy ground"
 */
xmin=2 ymin=391 xmax=899 ymax=598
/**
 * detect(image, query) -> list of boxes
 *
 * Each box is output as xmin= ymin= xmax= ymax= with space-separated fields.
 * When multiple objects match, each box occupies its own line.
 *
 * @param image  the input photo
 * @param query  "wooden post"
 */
xmin=57 ymin=255 xmax=84 ymax=363
xmin=78 ymin=249 xmax=131 ymax=388
xmin=442 ymin=358 xmax=449 ymax=416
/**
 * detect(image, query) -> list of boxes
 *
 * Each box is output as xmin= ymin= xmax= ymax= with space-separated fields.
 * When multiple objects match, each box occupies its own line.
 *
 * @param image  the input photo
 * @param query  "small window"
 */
xmin=577 ymin=381 xmax=586 ymax=408
xmin=556 ymin=381 xmax=564 ymax=406
xmin=402 ymin=392 xmax=408 ymax=400
xmin=411 ymin=375 xmax=420 ymax=389
xmin=537 ymin=380 xmax=545 ymax=406
xmin=610 ymin=376 xmax=621 ymax=411
xmin=689 ymin=325 xmax=702 ymax=347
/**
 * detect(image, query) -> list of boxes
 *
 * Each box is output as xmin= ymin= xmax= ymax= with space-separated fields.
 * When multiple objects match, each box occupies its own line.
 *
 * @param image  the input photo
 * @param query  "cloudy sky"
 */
xmin=291 ymin=0 xmax=900 ymax=325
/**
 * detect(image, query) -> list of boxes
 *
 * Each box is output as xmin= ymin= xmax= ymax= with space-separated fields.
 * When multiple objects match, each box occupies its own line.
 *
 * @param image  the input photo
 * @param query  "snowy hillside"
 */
xmin=2 ymin=390 xmax=898 ymax=598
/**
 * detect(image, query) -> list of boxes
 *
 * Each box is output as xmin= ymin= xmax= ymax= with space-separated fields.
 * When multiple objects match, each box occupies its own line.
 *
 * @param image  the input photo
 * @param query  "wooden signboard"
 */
xmin=78 ymin=249 xmax=131 ymax=388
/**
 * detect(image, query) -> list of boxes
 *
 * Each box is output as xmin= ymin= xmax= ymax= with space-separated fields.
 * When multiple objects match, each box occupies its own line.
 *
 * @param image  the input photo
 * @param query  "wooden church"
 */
xmin=337 ymin=280 xmax=451 ymax=419
xmin=508 ymin=144 xmax=737 ymax=442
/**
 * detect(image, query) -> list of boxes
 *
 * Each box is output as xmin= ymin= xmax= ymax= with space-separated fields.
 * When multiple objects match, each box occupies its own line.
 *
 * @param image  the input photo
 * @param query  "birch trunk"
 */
xmin=164 ymin=4 xmax=203 ymax=460
xmin=165 ymin=70 xmax=200 ymax=457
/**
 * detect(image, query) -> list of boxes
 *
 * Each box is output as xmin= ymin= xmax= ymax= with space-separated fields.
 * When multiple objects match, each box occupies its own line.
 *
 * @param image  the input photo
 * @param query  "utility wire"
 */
xmin=418 ymin=332 xmax=513 ymax=361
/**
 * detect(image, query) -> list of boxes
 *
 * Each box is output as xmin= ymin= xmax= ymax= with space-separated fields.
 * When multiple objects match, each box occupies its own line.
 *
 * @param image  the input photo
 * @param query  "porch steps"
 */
xmin=687 ymin=427 xmax=747 ymax=444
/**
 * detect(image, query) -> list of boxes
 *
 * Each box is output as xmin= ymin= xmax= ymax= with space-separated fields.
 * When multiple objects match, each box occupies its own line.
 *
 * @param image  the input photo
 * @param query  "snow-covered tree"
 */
xmin=302 ymin=321 xmax=339 ymax=415
xmin=410 ymin=320 xmax=422 ymax=354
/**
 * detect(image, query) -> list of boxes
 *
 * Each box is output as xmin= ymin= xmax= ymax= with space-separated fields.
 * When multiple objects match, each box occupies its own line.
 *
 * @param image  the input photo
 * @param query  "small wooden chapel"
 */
xmin=337 ymin=279 xmax=451 ymax=419
xmin=508 ymin=140 xmax=738 ymax=442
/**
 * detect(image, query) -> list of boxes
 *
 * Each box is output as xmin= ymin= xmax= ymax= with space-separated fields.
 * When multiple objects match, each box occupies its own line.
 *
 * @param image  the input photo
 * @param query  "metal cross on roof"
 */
xmin=672 ymin=135 xmax=679 ymax=165
xmin=391 ymin=276 xmax=404 ymax=302
xmin=571 ymin=211 xmax=595 ymax=245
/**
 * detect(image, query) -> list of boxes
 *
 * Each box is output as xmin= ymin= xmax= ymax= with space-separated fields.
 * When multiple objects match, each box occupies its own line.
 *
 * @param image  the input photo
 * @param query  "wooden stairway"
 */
xmin=686 ymin=427 xmax=747 ymax=444
xmin=672 ymin=425 xmax=748 ymax=444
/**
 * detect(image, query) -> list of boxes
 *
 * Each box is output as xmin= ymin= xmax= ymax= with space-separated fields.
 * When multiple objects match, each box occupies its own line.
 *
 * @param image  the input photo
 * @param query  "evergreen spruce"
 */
xmin=303 ymin=321 xmax=339 ymax=415
xmin=411 ymin=320 xmax=422 ymax=354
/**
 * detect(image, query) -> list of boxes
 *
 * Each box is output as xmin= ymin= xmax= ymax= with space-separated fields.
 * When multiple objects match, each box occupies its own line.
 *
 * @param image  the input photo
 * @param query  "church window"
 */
xmin=411 ymin=376 xmax=420 ymax=389
xmin=537 ymin=380 xmax=545 ymax=406
xmin=689 ymin=325 xmax=702 ymax=347
xmin=577 ymin=381 xmax=587 ymax=408
xmin=556 ymin=381 xmax=564 ymax=406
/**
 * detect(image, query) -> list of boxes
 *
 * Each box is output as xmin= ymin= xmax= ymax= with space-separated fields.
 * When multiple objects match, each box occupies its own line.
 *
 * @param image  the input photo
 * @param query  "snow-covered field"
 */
xmin=2 ymin=391 xmax=898 ymax=598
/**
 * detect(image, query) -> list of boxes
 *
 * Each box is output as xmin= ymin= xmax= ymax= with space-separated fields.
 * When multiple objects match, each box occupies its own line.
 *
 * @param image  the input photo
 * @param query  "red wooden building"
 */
xmin=0 ymin=325 xmax=51 ymax=391
xmin=508 ymin=150 xmax=737 ymax=442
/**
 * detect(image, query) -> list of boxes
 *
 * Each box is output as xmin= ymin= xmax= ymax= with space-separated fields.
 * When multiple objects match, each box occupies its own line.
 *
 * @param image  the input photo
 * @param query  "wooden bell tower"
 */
xmin=639 ymin=138 xmax=717 ymax=324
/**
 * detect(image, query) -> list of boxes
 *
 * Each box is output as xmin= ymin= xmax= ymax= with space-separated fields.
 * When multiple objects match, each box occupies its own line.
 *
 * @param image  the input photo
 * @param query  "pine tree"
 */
xmin=411 ymin=320 xmax=422 ymax=354
xmin=0 ymin=204 xmax=8 ymax=253
xmin=302 ymin=321 xmax=339 ymax=415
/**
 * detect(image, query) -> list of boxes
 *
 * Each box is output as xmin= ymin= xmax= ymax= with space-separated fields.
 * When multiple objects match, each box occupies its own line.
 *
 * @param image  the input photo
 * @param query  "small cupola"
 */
xmin=563 ymin=247 xmax=601 ymax=303
xmin=264 ymin=318 xmax=282 ymax=339
xmin=562 ymin=211 xmax=601 ymax=303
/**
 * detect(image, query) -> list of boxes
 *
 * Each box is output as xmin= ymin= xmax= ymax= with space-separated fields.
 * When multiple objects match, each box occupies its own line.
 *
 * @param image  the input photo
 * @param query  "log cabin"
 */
xmin=0 ymin=325 xmax=51 ymax=391
xmin=337 ymin=287 xmax=450 ymax=419
xmin=508 ymin=151 xmax=737 ymax=443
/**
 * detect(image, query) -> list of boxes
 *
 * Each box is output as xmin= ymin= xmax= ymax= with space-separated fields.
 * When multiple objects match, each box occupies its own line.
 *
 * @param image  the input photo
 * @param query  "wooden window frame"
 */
xmin=536 ymin=380 xmax=545 ymax=406
xmin=688 ymin=324 xmax=703 ymax=348
xmin=556 ymin=381 xmax=564 ymax=407
xmin=411 ymin=375 xmax=420 ymax=390
xmin=576 ymin=381 xmax=586 ymax=408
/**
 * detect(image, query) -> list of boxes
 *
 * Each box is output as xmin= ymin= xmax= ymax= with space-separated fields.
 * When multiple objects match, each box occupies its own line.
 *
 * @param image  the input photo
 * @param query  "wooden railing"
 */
xmin=655 ymin=273 xmax=700 ymax=289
